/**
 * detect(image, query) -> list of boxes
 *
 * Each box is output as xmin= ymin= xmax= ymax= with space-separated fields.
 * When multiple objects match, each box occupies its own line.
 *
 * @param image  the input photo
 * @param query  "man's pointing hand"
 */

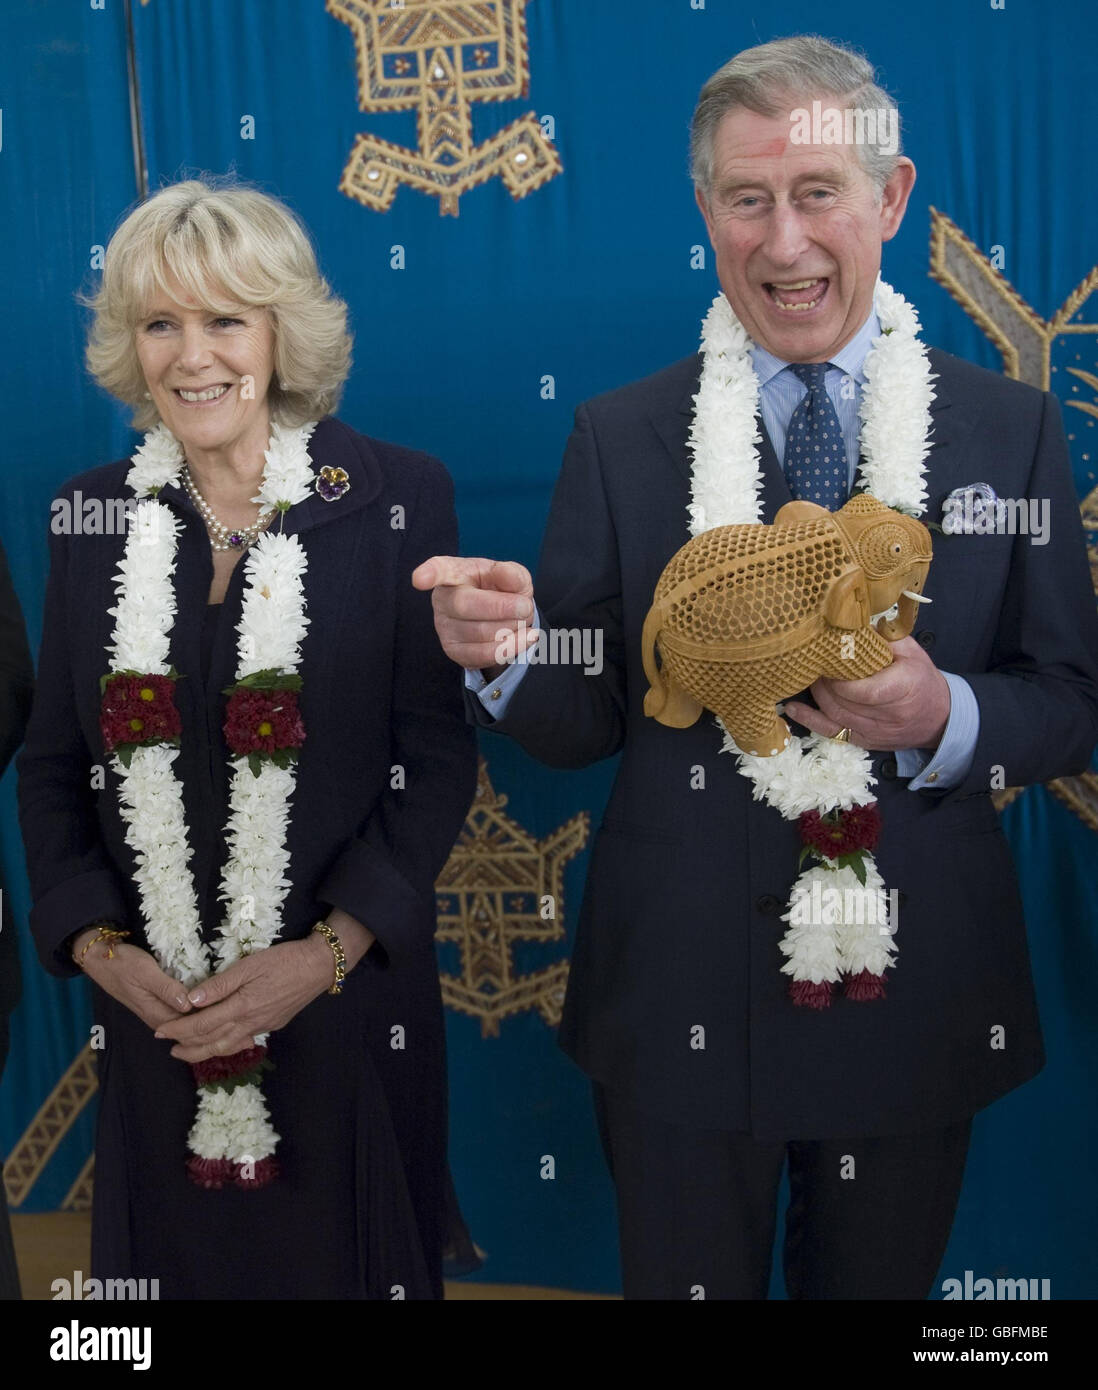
xmin=412 ymin=556 xmax=539 ymax=677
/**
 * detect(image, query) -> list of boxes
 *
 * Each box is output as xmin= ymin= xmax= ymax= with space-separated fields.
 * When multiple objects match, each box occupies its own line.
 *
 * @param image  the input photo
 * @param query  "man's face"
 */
xmin=695 ymin=100 xmax=916 ymax=362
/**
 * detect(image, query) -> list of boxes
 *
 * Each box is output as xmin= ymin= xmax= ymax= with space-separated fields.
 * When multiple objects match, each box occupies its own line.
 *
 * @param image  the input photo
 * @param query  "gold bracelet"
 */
xmin=312 ymin=920 xmax=346 ymax=996
xmin=78 ymin=925 xmax=130 ymax=966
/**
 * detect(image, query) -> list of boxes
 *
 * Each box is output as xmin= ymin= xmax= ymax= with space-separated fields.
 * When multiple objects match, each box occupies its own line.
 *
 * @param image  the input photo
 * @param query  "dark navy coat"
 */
xmin=469 ymin=348 xmax=1098 ymax=1140
xmin=17 ymin=416 xmax=477 ymax=1298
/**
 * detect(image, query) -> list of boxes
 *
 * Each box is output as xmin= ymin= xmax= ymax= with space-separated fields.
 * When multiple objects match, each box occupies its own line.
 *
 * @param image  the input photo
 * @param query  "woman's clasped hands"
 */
xmin=73 ymin=912 xmax=374 ymax=1063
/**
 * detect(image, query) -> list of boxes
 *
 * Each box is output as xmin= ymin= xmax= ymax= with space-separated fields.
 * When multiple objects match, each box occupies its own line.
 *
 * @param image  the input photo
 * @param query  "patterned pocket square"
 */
xmin=941 ymin=481 xmax=999 ymax=534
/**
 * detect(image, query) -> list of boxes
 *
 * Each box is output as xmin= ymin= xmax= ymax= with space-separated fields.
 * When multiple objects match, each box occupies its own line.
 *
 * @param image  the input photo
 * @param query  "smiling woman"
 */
xmin=17 ymin=177 xmax=477 ymax=1299
xmin=83 ymin=178 xmax=350 ymax=435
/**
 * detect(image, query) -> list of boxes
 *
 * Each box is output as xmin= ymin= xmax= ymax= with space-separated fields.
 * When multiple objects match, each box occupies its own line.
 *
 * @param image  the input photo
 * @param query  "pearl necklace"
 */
xmin=182 ymin=466 xmax=277 ymax=551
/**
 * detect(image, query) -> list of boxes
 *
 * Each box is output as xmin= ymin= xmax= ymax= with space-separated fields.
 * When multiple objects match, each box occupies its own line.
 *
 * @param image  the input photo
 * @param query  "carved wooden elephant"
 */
xmin=641 ymin=494 xmax=933 ymax=756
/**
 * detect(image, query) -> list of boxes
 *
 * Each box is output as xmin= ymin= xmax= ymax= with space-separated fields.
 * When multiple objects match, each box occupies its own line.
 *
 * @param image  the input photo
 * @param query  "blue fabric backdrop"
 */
xmin=1 ymin=0 xmax=1095 ymax=1296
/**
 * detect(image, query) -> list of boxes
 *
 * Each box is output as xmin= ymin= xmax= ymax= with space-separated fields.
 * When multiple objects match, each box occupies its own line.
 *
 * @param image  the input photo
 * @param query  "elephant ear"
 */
xmin=775 ymin=500 xmax=831 ymax=526
xmin=824 ymin=566 xmax=870 ymax=631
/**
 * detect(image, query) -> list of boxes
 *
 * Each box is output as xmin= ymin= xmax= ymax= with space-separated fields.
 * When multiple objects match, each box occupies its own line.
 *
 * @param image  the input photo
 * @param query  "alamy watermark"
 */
xmin=50 ymin=1320 xmax=152 ymax=1370
xmin=50 ymin=492 xmax=169 ymax=545
xmin=51 ymin=1269 xmax=159 ymax=1300
xmin=788 ymin=100 xmax=899 ymax=157
xmin=940 ymin=1270 xmax=1051 ymax=1301
xmin=494 ymin=620 xmax=603 ymax=676
xmin=941 ymin=491 xmax=1050 ymax=545
xmin=51 ymin=491 xmax=139 ymax=536
xmin=788 ymin=881 xmax=898 ymax=934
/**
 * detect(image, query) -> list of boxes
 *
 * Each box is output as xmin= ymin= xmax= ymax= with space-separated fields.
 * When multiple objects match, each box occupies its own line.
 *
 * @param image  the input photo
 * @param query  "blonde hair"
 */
xmin=84 ymin=177 xmax=352 ymax=430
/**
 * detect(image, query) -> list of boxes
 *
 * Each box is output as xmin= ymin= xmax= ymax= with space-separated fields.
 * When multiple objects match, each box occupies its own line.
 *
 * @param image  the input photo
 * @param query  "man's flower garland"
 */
xmin=100 ymin=419 xmax=317 ymax=1185
xmin=687 ymin=277 xmax=934 ymax=1007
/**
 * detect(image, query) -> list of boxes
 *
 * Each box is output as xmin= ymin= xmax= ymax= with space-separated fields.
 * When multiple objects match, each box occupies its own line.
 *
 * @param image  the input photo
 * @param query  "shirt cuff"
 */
xmin=902 ymin=672 xmax=980 ymax=791
xmin=463 ymin=601 xmax=541 ymax=720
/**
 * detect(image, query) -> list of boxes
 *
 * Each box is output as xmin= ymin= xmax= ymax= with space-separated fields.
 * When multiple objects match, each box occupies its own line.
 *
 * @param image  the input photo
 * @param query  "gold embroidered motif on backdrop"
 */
xmin=929 ymin=208 xmax=1098 ymax=830
xmin=328 ymin=0 xmax=562 ymax=215
xmin=435 ymin=759 xmax=588 ymax=1037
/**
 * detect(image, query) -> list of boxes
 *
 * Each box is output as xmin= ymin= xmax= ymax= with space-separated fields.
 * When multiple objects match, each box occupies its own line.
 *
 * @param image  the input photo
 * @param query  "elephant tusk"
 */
xmin=901 ymin=589 xmax=932 ymax=604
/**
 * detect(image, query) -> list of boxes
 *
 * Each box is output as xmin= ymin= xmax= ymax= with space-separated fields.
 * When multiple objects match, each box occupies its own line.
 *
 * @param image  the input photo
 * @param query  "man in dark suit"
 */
xmin=414 ymin=36 xmax=1098 ymax=1298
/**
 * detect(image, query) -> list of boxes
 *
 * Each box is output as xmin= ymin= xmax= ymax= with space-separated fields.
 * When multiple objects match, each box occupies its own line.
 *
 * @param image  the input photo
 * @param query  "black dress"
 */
xmin=17 ymin=419 xmax=477 ymax=1299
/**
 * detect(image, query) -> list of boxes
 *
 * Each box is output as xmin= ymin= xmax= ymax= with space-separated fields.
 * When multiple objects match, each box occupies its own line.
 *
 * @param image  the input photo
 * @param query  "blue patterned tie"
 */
xmin=783 ymin=362 xmax=848 ymax=509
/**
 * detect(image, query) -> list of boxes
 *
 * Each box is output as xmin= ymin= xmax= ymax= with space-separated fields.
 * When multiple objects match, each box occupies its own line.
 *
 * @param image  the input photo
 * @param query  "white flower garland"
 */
xmin=107 ymin=420 xmax=317 ymax=1173
xmin=687 ymin=277 xmax=934 ymax=999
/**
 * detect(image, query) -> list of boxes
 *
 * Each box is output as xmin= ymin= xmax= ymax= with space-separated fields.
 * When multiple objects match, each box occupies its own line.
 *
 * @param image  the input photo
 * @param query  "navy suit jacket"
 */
xmin=469 ymin=347 xmax=1098 ymax=1139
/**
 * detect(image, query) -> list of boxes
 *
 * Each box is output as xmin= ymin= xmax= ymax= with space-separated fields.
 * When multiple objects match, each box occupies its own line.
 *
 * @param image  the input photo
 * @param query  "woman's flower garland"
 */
xmin=687 ymin=277 xmax=934 ymax=1007
xmin=100 ymin=419 xmax=317 ymax=1185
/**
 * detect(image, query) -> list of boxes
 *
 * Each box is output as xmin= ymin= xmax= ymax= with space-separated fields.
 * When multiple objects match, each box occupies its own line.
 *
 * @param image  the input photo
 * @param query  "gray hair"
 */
xmin=690 ymin=35 xmax=902 ymax=200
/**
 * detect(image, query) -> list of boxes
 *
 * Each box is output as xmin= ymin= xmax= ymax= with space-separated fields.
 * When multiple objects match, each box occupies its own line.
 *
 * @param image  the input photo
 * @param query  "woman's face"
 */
xmin=135 ymin=273 xmax=276 ymax=460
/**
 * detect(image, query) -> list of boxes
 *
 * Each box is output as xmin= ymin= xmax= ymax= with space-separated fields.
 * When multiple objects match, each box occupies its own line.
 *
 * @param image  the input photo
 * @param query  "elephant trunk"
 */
xmin=642 ymin=603 xmax=670 ymax=718
xmin=875 ymin=561 xmax=931 ymax=640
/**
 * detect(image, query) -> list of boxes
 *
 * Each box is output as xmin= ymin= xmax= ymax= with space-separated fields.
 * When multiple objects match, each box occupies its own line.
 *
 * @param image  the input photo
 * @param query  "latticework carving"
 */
xmin=643 ymin=495 xmax=932 ymax=755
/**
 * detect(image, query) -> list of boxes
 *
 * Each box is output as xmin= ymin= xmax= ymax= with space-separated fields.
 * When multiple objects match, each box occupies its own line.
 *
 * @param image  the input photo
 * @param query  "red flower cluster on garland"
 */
xmin=224 ymin=687 xmax=305 ymax=758
xmin=186 ymin=1155 xmax=279 ymax=1190
xmin=186 ymin=1045 xmax=277 ymax=1188
xmin=798 ymin=802 xmax=881 ymax=859
xmin=190 ymin=1043 xmax=269 ymax=1088
xmin=100 ymin=673 xmax=181 ymax=754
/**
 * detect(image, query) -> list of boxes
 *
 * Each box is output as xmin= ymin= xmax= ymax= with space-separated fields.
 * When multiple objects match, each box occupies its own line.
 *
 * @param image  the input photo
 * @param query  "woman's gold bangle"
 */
xmin=78 ymin=925 xmax=130 ymax=966
xmin=312 ymin=920 xmax=346 ymax=995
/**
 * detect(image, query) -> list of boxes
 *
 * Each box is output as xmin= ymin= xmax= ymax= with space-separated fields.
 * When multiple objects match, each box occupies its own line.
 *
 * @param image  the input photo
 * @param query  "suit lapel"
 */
xmin=756 ymin=417 xmax=793 ymax=522
xmin=651 ymin=354 xmax=793 ymax=523
xmin=280 ymin=416 xmax=383 ymax=537
xmin=919 ymin=352 xmax=975 ymax=512
xmin=645 ymin=354 xmax=700 ymax=484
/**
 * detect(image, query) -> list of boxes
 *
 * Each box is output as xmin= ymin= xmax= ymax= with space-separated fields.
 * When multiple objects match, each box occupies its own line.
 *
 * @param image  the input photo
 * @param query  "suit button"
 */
xmin=755 ymin=894 xmax=782 ymax=916
xmin=880 ymin=756 xmax=897 ymax=779
xmin=916 ymin=630 xmax=936 ymax=650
